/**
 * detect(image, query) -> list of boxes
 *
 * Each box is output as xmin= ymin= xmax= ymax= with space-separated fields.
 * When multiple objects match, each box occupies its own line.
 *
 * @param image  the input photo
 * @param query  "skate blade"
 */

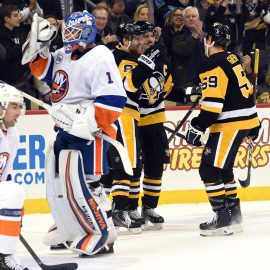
xmin=200 ymin=226 xmax=233 ymax=236
xmin=143 ymin=220 xmax=163 ymax=231
xmin=232 ymin=224 xmax=243 ymax=233
xmin=115 ymin=226 xmax=142 ymax=234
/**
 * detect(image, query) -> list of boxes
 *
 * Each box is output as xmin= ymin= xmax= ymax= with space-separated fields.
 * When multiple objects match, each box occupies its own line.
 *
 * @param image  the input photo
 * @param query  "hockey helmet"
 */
xmin=116 ymin=22 xmax=145 ymax=40
xmin=205 ymin=22 xmax=231 ymax=48
xmin=133 ymin=21 xmax=155 ymax=33
xmin=0 ymin=81 xmax=25 ymax=121
xmin=62 ymin=10 xmax=97 ymax=54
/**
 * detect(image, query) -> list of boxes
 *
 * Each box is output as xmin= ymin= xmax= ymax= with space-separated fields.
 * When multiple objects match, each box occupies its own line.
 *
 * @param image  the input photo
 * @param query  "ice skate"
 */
xmin=228 ymin=198 xmax=243 ymax=233
xmin=112 ymin=210 xmax=142 ymax=234
xmin=142 ymin=206 xmax=164 ymax=230
xmin=0 ymin=253 xmax=29 ymax=270
xmin=128 ymin=209 xmax=145 ymax=228
xmin=200 ymin=207 xmax=233 ymax=236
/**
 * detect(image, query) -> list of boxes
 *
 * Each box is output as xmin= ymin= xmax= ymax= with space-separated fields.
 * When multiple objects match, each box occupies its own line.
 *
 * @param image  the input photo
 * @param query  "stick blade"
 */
xmin=42 ymin=262 xmax=78 ymax=270
xmin=238 ymin=176 xmax=251 ymax=188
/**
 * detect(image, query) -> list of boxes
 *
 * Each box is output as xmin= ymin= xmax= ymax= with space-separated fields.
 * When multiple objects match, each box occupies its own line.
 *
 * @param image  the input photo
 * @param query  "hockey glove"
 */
xmin=50 ymin=105 xmax=73 ymax=132
xmin=22 ymin=14 xmax=57 ymax=64
xmin=138 ymin=43 xmax=164 ymax=71
xmin=185 ymin=84 xmax=203 ymax=103
xmin=248 ymin=122 xmax=261 ymax=141
xmin=185 ymin=118 xmax=204 ymax=146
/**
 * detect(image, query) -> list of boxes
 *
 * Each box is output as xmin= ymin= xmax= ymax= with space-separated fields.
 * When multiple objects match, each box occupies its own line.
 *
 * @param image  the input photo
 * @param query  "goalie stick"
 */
xmin=20 ymin=91 xmax=133 ymax=176
xmin=238 ymin=139 xmax=253 ymax=188
xmin=20 ymin=235 xmax=78 ymax=270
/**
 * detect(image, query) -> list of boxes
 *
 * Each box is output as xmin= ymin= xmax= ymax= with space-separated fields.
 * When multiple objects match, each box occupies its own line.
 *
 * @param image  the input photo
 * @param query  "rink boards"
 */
xmin=13 ymin=105 xmax=270 ymax=214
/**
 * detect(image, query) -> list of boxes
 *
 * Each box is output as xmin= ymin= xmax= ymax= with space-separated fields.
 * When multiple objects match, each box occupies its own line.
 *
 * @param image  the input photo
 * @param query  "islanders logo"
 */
xmin=0 ymin=152 xmax=9 ymax=178
xmin=52 ymin=70 xmax=69 ymax=102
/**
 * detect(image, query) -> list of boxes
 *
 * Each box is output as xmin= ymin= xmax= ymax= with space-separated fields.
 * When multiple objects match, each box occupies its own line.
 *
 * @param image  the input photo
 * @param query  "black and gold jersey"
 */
xmin=197 ymin=51 xmax=260 ymax=133
xmin=138 ymin=56 xmax=174 ymax=126
xmin=113 ymin=45 xmax=142 ymax=121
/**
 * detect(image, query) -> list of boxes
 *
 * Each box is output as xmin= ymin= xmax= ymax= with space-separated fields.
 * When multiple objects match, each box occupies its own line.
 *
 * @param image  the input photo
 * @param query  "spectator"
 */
xmin=92 ymin=3 xmax=117 ymax=46
xmin=107 ymin=0 xmax=129 ymax=34
xmin=204 ymin=0 xmax=239 ymax=51
xmin=2 ymin=0 xmax=43 ymax=36
xmin=133 ymin=3 xmax=149 ymax=21
xmin=154 ymin=0 xmax=195 ymax=26
xmin=242 ymin=0 xmax=269 ymax=55
xmin=0 ymin=5 xmax=32 ymax=96
xmin=162 ymin=7 xmax=184 ymax=56
xmin=171 ymin=6 xmax=205 ymax=89
xmin=44 ymin=14 xmax=63 ymax=51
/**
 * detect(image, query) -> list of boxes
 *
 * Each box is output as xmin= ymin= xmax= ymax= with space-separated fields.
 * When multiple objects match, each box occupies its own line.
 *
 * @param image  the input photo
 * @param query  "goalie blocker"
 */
xmin=44 ymin=145 xmax=116 ymax=255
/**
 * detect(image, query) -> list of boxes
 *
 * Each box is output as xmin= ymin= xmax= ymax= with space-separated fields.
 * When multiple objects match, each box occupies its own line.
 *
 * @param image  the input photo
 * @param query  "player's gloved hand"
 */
xmin=185 ymin=117 xmax=205 ymax=146
xmin=138 ymin=43 xmax=164 ymax=71
xmin=22 ymin=14 xmax=57 ymax=64
xmin=50 ymin=105 xmax=73 ymax=131
xmin=248 ymin=122 xmax=261 ymax=141
xmin=185 ymin=84 xmax=203 ymax=103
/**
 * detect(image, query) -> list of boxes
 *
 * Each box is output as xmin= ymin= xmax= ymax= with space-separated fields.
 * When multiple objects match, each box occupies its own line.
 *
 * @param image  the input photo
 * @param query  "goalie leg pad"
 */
xmin=47 ymin=148 xmax=111 ymax=255
xmin=45 ymin=144 xmax=81 ymax=246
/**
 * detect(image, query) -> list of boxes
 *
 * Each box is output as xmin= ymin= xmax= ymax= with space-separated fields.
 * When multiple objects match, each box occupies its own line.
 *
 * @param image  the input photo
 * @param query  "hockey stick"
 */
xmin=20 ymin=235 xmax=78 ymax=270
xmin=20 ymin=91 xmax=133 ymax=175
xmin=167 ymin=96 xmax=201 ymax=143
xmin=238 ymin=139 xmax=253 ymax=188
xmin=164 ymin=126 xmax=185 ymax=140
xmin=252 ymin=48 xmax=260 ymax=102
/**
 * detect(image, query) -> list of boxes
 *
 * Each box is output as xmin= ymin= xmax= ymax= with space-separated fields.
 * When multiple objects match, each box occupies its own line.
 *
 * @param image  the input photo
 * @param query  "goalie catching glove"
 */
xmin=51 ymin=104 xmax=99 ymax=141
xmin=22 ymin=13 xmax=57 ymax=65
xmin=185 ymin=117 xmax=206 ymax=147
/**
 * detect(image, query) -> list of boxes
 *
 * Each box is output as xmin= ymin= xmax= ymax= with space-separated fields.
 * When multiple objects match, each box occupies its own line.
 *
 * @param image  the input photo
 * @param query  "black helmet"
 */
xmin=206 ymin=22 xmax=231 ymax=48
xmin=133 ymin=21 xmax=155 ymax=33
xmin=116 ymin=22 xmax=144 ymax=39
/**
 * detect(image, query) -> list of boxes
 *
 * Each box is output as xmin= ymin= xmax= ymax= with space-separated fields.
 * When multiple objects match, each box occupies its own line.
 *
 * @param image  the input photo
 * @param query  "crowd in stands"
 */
xmin=0 ymin=0 xmax=270 ymax=109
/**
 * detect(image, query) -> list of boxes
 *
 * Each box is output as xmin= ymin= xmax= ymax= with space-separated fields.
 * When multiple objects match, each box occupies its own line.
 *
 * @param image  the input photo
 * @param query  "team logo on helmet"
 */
xmin=52 ymin=70 xmax=69 ymax=102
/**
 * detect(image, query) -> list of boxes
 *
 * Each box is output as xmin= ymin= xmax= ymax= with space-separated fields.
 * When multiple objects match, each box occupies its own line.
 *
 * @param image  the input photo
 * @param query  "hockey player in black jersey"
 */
xmin=185 ymin=23 xmax=261 ymax=236
xmin=100 ymin=22 xmax=165 ymax=233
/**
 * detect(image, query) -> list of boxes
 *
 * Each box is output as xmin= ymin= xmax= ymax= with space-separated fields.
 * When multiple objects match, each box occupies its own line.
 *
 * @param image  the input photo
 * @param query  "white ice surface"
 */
xmin=19 ymin=201 xmax=270 ymax=270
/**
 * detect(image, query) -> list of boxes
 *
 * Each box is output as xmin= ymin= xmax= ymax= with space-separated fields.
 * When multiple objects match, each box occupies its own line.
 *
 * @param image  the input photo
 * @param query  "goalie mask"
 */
xmin=62 ymin=10 xmax=97 ymax=54
xmin=0 ymin=82 xmax=25 ymax=124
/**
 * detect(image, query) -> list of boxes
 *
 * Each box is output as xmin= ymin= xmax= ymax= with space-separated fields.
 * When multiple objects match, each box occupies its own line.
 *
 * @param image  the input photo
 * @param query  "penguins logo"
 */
xmin=51 ymin=70 xmax=69 ymax=102
xmin=140 ymin=71 xmax=165 ymax=104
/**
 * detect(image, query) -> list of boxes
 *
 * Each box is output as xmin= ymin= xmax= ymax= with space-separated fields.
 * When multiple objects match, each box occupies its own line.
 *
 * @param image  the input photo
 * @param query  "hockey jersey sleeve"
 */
xmin=29 ymin=53 xmax=55 ymax=83
xmin=196 ymin=65 xmax=228 ymax=130
xmin=91 ymin=47 xmax=127 ymax=138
